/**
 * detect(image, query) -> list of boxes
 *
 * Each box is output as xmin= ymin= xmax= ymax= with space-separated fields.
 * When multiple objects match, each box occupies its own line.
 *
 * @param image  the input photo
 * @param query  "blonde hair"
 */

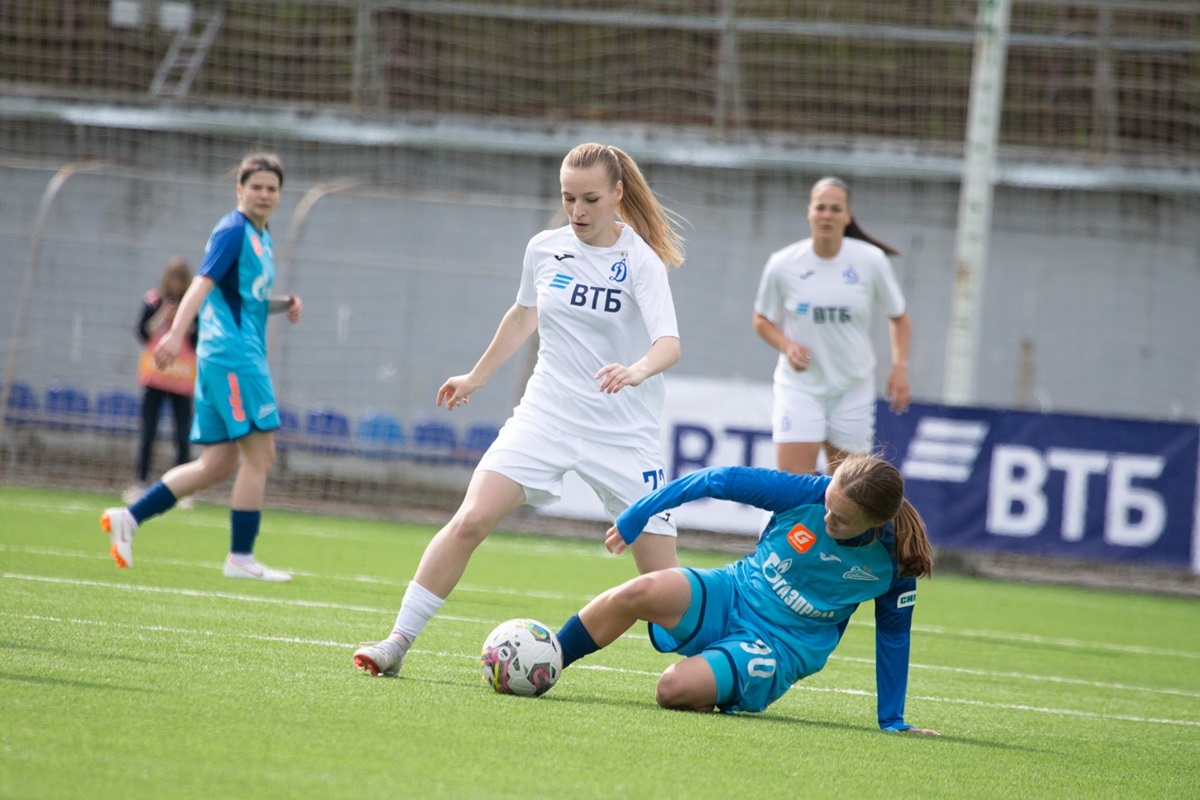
xmin=833 ymin=453 xmax=933 ymax=578
xmin=159 ymin=256 xmax=192 ymax=301
xmin=563 ymin=143 xmax=687 ymax=269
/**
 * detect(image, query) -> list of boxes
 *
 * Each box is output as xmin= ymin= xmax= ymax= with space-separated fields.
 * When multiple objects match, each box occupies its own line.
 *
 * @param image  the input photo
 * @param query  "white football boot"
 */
xmin=222 ymin=555 xmax=291 ymax=583
xmin=100 ymin=507 xmax=137 ymax=569
xmin=353 ymin=637 xmax=409 ymax=677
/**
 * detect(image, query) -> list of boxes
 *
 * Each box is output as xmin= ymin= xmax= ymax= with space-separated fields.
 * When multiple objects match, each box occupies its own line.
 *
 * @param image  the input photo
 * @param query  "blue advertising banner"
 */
xmin=876 ymin=401 xmax=1200 ymax=571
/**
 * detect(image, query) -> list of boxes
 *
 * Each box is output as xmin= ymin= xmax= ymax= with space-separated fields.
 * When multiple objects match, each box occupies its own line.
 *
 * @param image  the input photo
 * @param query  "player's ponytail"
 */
xmin=563 ymin=143 xmax=688 ymax=269
xmin=892 ymin=498 xmax=933 ymax=579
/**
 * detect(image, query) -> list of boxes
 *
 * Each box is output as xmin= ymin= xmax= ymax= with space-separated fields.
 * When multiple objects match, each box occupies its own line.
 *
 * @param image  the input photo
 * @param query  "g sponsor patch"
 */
xmin=787 ymin=524 xmax=816 ymax=554
xmin=897 ymin=590 xmax=917 ymax=609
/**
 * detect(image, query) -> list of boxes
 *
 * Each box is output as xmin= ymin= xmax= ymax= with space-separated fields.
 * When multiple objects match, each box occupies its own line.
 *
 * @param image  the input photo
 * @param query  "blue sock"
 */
xmin=556 ymin=614 xmax=600 ymax=668
xmin=230 ymin=509 xmax=261 ymax=555
xmin=128 ymin=482 xmax=177 ymax=524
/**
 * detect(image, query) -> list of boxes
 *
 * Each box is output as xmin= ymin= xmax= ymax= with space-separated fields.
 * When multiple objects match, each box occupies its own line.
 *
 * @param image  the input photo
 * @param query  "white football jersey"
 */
xmin=753 ymin=237 xmax=905 ymax=395
xmin=514 ymin=224 xmax=679 ymax=446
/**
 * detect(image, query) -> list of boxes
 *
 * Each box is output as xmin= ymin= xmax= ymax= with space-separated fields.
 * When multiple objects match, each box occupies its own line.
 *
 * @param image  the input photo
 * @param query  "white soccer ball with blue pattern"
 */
xmin=480 ymin=618 xmax=563 ymax=697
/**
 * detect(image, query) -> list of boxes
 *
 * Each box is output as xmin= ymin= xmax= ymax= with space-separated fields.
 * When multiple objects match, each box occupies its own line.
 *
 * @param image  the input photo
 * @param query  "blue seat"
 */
xmin=4 ymin=381 xmax=39 ymax=426
xmin=94 ymin=389 xmax=141 ymax=435
xmin=411 ymin=419 xmax=457 ymax=463
xmin=44 ymin=385 xmax=90 ymax=430
xmin=305 ymin=407 xmax=351 ymax=454
xmin=460 ymin=423 xmax=501 ymax=464
xmin=356 ymin=410 xmax=406 ymax=460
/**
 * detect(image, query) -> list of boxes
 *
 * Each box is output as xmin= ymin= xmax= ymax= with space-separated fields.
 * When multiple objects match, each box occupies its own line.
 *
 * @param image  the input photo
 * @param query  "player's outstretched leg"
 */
xmin=353 ymin=636 xmax=411 ymax=677
xmin=100 ymin=507 xmax=137 ymax=568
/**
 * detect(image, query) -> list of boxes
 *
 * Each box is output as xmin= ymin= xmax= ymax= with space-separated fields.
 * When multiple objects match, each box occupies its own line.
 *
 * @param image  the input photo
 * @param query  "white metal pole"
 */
xmin=943 ymin=0 xmax=1013 ymax=404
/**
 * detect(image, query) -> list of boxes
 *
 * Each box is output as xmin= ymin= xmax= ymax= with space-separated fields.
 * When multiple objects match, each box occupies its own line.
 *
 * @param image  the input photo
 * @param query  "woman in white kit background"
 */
xmin=752 ymin=176 xmax=912 ymax=476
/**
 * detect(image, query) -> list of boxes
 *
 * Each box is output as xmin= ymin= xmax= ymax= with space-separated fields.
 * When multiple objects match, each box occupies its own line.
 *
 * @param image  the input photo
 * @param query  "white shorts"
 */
xmin=476 ymin=416 xmax=677 ymax=537
xmin=772 ymin=374 xmax=875 ymax=453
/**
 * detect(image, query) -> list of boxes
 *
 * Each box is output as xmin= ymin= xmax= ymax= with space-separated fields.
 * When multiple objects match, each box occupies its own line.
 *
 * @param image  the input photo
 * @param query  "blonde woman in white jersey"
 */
xmin=752 ymin=176 xmax=911 ymax=476
xmin=354 ymin=143 xmax=687 ymax=677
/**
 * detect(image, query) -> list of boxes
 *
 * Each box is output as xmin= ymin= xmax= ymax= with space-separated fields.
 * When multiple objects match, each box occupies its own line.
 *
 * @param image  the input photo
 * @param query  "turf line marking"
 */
xmin=7 ymin=570 xmax=1199 ymax=702
xmin=6 ymin=569 xmax=1198 ymax=663
xmin=778 ymin=686 xmax=1200 ymax=728
xmin=6 ymin=611 xmax=1195 ymax=729
xmin=829 ymin=655 xmax=1200 ymax=699
xmin=906 ymin=623 xmax=1200 ymax=660
xmin=0 ymin=546 xmax=596 ymax=601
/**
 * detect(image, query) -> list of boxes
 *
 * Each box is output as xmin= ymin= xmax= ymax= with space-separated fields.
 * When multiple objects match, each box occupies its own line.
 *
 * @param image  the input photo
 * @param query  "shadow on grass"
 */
xmin=0 ymin=639 xmax=157 ymax=664
xmin=0 ymin=671 xmax=157 ymax=693
xmin=748 ymin=712 xmax=1053 ymax=754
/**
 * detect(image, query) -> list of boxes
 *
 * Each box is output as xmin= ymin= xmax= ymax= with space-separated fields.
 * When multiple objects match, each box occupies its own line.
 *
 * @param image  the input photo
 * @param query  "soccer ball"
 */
xmin=480 ymin=618 xmax=563 ymax=697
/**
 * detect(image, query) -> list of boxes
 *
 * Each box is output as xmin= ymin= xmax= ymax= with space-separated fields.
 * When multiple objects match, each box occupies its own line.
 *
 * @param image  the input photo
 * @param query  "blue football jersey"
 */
xmin=195 ymin=210 xmax=275 ymax=376
xmin=616 ymin=465 xmax=920 ymax=731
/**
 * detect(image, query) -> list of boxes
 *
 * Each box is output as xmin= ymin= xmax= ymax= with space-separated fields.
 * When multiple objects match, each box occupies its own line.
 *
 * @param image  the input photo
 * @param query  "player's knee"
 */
xmin=608 ymin=574 xmax=659 ymax=615
xmin=445 ymin=507 xmax=495 ymax=547
xmin=654 ymin=664 xmax=693 ymax=709
xmin=204 ymin=451 xmax=239 ymax=483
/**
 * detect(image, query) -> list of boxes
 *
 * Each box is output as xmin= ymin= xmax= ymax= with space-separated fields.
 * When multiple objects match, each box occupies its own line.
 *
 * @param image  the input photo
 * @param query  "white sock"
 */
xmin=391 ymin=581 xmax=444 ymax=643
xmin=229 ymin=553 xmax=254 ymax=565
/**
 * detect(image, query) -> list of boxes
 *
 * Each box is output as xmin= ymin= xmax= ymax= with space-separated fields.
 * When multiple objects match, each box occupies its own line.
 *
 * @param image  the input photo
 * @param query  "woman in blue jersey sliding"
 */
xmin=101 ymin=152 xmax=303 ymax=582
xmin=554 ymin=453 xmax=939 ymax=734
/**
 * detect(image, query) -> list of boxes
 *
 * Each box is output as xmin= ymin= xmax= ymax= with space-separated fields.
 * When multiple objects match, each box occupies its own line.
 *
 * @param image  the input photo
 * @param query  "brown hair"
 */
xmin=833 ymin=454 xmax=933 ymax=578
xmin=563 ymin=143 xmax=687 ymax=269
xmin=237 ymin=152 xmax=285 ymax=188
xmin=811 ymin=176 xmax=900 ymax=256
xmin=159 ymin=256 xmax=192 ymax=302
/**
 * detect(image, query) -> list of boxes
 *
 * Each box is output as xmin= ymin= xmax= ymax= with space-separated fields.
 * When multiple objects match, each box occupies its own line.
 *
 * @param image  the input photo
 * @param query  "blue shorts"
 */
xmin=190 ymin=365 xmax=280 ymax=444
xmin=648 ymin=567 xmax=836 ymax=713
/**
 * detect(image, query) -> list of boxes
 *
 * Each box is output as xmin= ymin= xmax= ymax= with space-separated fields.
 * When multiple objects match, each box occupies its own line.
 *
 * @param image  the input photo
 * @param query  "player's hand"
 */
xmin=886 ymin=365 xmax=911 ymax=413
xmin=595 ymin=363 xmax=644 ymax=394
xmin=153 ymin=330 xmax=182 ymax=370
xmin=285 ymin=293 xmax=303 ymax=323
xmin=604 ymin=526 xmax=627 ymax=555
xmin=437 ymin=374 xmax=479 ymax=410
xmin=783 ymin=342 xmax=812 ymax=372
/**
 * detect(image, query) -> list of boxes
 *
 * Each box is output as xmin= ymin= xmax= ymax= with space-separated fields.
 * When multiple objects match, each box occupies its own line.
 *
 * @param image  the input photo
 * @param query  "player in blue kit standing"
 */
xmin=553 ymin=453 xmax=940 ymax=734
xmin=101 ymin=152 xmax=303 ymax=582
xmin=354 ymin=142 xmax=687 ymax=677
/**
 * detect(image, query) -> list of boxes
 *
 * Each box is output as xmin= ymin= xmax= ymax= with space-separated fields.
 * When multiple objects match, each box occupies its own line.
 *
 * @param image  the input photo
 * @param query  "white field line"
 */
xmin=6 ymin=570 xmax=1200 ymax=702
xmin=0 ymin=545 xmax=598 ymax=602
xmin=6 ymin=542 xmax=1199 ymax=661
xmin=828 ymin=655 xmax=1200 ymax=699
xmin=3 ymin=608 xmax=1198 ymax=729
